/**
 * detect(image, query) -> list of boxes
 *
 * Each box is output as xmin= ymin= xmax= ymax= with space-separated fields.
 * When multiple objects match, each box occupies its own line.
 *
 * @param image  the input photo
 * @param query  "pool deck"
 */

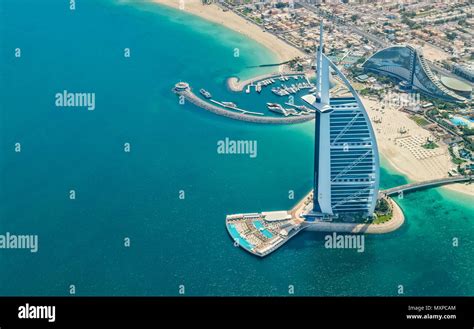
xmin=226 ymin=191 xmax=405 ymax=257
xmin=225 ymin=194 xmax=310 ymax=257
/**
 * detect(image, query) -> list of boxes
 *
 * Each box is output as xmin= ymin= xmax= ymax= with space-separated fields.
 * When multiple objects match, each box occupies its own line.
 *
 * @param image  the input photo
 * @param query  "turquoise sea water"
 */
xmin=0 ymin=0 xmax=472 ymax=296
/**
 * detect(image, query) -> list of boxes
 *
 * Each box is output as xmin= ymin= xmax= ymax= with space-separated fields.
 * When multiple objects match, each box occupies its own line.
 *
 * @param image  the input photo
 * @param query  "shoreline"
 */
xmin=301 ymin=193 xmax=405 ymax=234
xmin=150 ymin=0 xmax=304 ymax=63
xmin=289 ymin=191 xmax=404 ymax=235
xmin=380 ymin=136 xmax=474 ymax=197
xmin=150 ymin=0 xmax=472 ymax=197
xmin=362 ymin=97 xmax=473 ymax=197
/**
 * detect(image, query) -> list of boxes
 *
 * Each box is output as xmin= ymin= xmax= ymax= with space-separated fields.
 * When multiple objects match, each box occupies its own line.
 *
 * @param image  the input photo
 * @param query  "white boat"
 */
xmin=269 ymin=106 xmax=288 ymax=116
xmin=266 ymin=102 xmax=280 ymax=108
xmin=286 ymin=108 xmax=297 ymax=115
xmin=222 ymin=101 xmax=237 ymax=108
xmin=199 ymin=89 xmax=212 ymax=99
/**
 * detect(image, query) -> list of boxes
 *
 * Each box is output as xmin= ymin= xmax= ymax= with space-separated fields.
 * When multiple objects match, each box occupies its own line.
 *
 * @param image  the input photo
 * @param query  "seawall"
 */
xmin=174 ymin=87 xmax=314 ymax=125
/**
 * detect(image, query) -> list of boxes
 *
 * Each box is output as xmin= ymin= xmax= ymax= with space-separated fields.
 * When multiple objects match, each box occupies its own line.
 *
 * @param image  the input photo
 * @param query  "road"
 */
xmin=299 ymin=3 xmax=474 ymax=87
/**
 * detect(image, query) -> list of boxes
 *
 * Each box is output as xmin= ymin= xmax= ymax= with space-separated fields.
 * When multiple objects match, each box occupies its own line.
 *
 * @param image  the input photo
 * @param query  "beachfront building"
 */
xmin=440 ymin=76 xmax=472 ymax=99
xmin=363 ymin=45 xmax=466 ymax=103
xmin=453 ymin=64 xmax=474 ymax=83
xmin=302 ymin=23 xmax=380 ymax=221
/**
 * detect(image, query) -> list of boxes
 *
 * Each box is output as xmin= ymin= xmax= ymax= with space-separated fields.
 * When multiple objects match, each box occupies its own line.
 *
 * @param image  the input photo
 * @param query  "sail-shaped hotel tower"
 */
xmin=302 ymin=24 xmax=380 ymax=221
xmin=224 ymin=24 xmax=381 ymax=256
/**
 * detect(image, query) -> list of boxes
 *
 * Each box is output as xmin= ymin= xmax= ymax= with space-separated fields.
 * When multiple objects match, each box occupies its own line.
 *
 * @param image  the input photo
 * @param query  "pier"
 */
xmin=173 ymin=82 xmax=314 ymax=124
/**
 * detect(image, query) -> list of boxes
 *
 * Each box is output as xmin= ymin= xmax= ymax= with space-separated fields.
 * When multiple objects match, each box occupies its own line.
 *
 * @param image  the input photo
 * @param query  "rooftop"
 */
xmin=440 ymin=76 xmax=472 ymax=93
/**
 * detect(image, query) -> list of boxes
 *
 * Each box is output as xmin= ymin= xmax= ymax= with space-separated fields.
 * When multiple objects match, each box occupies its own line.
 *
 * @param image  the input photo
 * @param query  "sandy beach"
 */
xmin=362 ymin=97 xmax=473 ymax=196
xmin=151 ymin=0 xmax=304 ymax=63
xmin=151 ymin=0 xmax=472 ymax=196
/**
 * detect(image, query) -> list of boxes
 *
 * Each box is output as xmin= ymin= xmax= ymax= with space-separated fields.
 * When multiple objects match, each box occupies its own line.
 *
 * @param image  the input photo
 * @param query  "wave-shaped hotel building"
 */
xmin=363 ymin=45 xmax=467 ymax=102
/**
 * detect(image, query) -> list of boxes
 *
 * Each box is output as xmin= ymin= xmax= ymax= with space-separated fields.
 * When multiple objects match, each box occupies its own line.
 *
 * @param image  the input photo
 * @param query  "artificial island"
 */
xmin=225 ymin=24 xmax=400 ymax=257
xmin=173 ymin=23 xmax=472 ymax=258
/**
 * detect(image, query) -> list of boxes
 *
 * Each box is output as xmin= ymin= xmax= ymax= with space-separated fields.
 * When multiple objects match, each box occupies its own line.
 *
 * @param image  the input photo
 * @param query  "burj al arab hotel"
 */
xmin=302 ymin=23 xmax=380 ymax=221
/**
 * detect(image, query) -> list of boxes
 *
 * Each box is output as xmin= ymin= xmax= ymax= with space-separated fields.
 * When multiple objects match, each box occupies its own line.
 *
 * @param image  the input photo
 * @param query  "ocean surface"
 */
xmin=0 ymin=0 xmax=472 ymax=296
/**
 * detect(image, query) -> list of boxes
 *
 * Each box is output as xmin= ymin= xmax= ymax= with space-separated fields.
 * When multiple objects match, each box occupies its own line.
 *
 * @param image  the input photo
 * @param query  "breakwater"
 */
xmin=173 ymin=84 xmax=314 ymax=125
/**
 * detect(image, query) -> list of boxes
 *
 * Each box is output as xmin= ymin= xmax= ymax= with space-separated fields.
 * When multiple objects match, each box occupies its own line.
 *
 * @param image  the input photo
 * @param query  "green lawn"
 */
xmin=452 ymin=157 xmax=466 ymax=165
xmin=410 ymin=115 xmax=430 ymax=127
xmin=373 ymin=213 xmax=393 ymax=224
xmin=422 ymin=141 xmax=439 ymax=149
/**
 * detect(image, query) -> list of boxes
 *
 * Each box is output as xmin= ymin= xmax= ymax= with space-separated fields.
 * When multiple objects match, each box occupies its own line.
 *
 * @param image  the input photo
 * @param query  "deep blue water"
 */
xmin=0 ymin=0 xmax=472 ymax=296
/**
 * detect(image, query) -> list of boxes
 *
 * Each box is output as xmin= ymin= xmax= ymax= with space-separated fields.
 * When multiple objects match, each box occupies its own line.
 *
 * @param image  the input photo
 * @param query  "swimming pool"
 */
xmin=253 ymin=221 xmax=273 ymax=239
xmin=228 ymin=224 xmax=253 ymax=250
xmin=450 ymin=116 xmax=470 ymax=127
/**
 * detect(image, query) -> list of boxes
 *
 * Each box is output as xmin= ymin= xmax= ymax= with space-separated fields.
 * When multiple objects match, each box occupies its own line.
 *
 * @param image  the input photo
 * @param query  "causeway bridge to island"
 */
xmin=381 ymin=176 xmax=472 ymax=196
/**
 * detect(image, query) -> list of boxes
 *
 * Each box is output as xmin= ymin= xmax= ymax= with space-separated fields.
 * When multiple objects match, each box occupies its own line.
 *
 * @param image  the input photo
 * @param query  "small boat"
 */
xmin=266 ymin=102 xmax=280 ymax=108
xmin=199 ymin=89 xmax=212 ymax=99
xmin=269 ymin=106 xmax=288 ymax=116
xmin=222 ymin=101 xmax=237 ymax=108
xmin=286 ymin=109 xmax=300 ymax=116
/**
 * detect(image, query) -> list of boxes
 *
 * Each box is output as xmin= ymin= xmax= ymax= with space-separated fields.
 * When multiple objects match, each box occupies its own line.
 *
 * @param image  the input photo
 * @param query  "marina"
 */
xmin=266 ymin=103 xmax=301 ymax=117
xmin=210 ymin=99 xmax=263 ymax=116
xmin=241 ymin=76 xmax=311 ymax=96
xmin=173 ymin=82 xmax=314 ymax=124
xmin=198 ymin=72 xmax=319 ymax=119
xmin=285 ymin=102 xmax=315 ymax=114
xmin=226 ymin=73 xmax=311 ymax=92
xmin=271 ymin=81 xmax=314 ymax=97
